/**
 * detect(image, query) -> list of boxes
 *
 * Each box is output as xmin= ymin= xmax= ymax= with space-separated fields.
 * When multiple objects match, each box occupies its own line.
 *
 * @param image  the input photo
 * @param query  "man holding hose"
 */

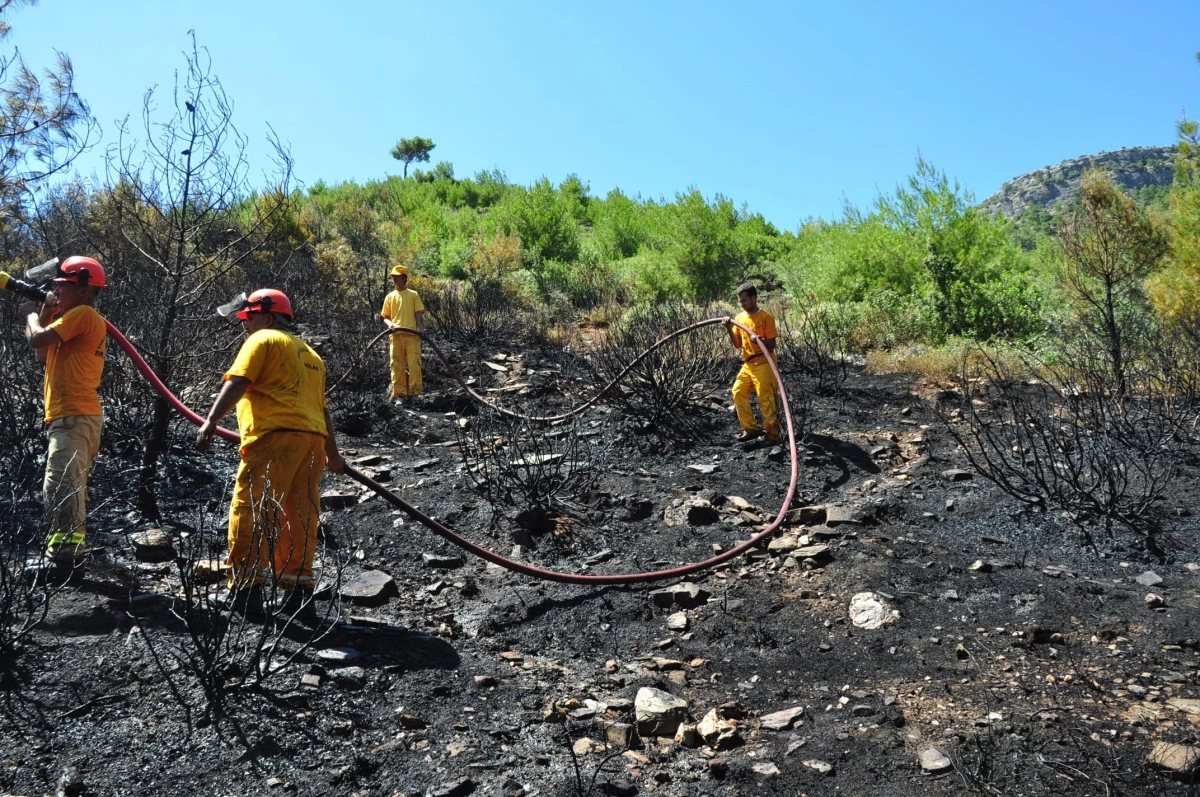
xmin=19 ymin=256 xmax=108 ymax=577
xmin=381 ymin=264 xmax=426 ymax=405
xmin=723 ymin=282 xmax=781 ymax=443
xmin=197 ymin=289 xmax=345 ymax=612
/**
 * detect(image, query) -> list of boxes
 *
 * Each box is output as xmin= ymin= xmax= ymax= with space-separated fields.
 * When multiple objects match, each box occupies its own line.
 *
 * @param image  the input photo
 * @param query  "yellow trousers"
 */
xmin=389 ymin=333 xmax=423 ymax=398
xmin=44 ymin=414 xmax=103 ymax=562
xmin=732 ymin=359 xmax=780 ymax=439
xmin=227 ymin=430 xmax=325 ymax=589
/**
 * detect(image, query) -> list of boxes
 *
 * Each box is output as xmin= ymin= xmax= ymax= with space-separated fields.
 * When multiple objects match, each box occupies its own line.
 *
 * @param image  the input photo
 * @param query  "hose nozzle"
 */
xmin=0 ymin=257 xmax=60 ymax=303
xmin=0 ymin=270 xmax=51 ymax=303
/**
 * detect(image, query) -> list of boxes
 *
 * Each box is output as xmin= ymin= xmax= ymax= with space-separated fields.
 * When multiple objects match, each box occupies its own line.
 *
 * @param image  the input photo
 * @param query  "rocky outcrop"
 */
xmin=979 ymin=145 xmax=1176 ymax=219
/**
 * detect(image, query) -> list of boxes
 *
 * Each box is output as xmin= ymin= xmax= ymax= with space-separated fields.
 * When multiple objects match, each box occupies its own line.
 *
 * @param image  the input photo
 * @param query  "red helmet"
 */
xmin=55 ymin=256 xmax=107 ymax=288
xmin=236 ymin=288 xmax=294 ymax=320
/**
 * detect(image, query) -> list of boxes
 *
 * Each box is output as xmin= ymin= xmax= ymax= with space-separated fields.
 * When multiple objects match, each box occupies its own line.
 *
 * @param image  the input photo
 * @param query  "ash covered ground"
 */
xmin=2 ymin=342 xmax=1200 ymax=797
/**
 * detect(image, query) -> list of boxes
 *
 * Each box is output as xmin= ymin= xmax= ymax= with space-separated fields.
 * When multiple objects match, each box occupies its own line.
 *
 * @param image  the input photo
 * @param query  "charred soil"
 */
xmin=2 ymin=346 xmax=1200 ymax=797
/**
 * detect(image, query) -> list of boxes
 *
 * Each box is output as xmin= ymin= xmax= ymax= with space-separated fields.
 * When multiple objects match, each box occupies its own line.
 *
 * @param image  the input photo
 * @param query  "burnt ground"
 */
xmin=2 ymin=347 xmax=1200 ymax=797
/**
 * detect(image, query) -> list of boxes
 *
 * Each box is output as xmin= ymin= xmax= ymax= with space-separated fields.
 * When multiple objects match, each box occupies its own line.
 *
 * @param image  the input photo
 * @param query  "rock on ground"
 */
xmin=848 ymin=591 xmax=899 ymax=629
xmin=635 ymin=687 xmax=689 ymax=737
xmin=920 ymin=747 xmax=952 ymax=773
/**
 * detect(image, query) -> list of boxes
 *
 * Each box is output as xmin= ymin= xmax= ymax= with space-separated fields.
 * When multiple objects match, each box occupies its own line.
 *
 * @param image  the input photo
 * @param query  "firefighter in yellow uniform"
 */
xmin=197 ymin=289 xmax=345 ymax=598
xmin=20 ymin=256 xmax=108 ymax=573
xmin=380 ymin=265 xmax=425 ymax=402
xmin=723 ymin=283 xmax=780 ymax=443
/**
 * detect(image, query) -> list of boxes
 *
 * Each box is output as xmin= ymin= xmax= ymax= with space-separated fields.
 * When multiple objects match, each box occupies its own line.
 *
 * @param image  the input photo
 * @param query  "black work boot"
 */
xmin=277 ymin=587 xmax=318 ymax=623
xmin=26 ymin=557 xmax=85 ymax=586
xmin=211 ymin=585 xmax=266 ymax=619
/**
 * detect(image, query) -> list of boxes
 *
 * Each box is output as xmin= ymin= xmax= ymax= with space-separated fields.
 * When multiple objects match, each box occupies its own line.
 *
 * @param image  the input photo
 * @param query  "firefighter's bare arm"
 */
xmin=21 ymin=298 xmax=62 ymax=349
xmin=323 ymin=407 xmax=345 ymax=474
xmin=722 ymin=317 xmax=740 ymax=349
xmin=197 ymin=376 xmax=251 ymax=451
xmin=21 ymin=298 xmax=59 ymax=362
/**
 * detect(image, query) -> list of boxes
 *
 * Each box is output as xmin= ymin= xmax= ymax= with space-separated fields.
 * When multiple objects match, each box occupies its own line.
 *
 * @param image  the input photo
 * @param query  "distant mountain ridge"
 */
xmin=979 ymin=145 xmax=1177 ymax=219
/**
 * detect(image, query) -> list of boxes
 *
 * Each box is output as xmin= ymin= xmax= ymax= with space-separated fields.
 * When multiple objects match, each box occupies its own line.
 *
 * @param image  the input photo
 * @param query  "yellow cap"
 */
xmin=389 ymin=265 xmax=408 ymax=277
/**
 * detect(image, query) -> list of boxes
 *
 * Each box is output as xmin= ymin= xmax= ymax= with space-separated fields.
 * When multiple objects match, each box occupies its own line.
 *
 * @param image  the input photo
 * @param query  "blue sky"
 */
xmin=9 ymin=0 xmax=1200 ymax=229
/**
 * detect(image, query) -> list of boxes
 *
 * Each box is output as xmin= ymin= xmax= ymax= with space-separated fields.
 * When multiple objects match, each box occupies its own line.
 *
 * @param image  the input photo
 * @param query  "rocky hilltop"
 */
xmin=979 ymin=145 xmax=1176 ymax=218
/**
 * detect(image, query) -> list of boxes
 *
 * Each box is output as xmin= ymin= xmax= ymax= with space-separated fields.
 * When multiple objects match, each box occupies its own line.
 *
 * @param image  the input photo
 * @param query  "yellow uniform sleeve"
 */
xmin=49 ymin=305 xmax=100 ymax=343
xmin=381 ymin=291 xmax=398 ymax=321
xmin=759 ymin=312 xmax=777 ymax=341
xmin=226 ymin=330 xmax=270 ymax=384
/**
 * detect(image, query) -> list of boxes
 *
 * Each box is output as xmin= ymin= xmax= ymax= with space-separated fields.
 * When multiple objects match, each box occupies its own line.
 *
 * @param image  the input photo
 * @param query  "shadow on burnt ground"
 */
xmin=806 ymin=432 xmax=880 ymax=477
xmin=318 ymin=625 xmax=461 ymax=674
xmin=946 ymin=715 xmax=1200 ymax=795
xmin=479 ymin=586 xmax=622 ymax=634
xmin=0 ymin=657 xmax=54 ymax=730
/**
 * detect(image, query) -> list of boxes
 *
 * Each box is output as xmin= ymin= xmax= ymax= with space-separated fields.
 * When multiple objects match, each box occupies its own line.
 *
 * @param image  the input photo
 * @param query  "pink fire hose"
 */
xmin=104 ymin=317 xmax=800 ymax=585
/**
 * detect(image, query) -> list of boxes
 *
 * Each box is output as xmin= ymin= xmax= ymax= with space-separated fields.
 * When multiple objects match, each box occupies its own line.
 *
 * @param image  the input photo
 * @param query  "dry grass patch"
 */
xmin=866 ymin=344 xmax=1033 ymax=382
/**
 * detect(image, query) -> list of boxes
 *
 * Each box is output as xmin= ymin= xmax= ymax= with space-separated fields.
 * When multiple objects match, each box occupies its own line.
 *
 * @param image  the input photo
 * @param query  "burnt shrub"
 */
xmin=939 ymin=340 xmax=1194 ymax=549
xmin=422 ymin=276 xmax=530 ymax=345
xmin=774 ymin=300 xmax=859 ymax=397
xmin=136 ymin=490 xmax=347 ymax=723
xmin=0 ymin=478 xmax=54 ymax=662
xmin=456 ymin=408 xmax=607 ymax=518
xmin=586 ymin=301 xmax=730 ymax=436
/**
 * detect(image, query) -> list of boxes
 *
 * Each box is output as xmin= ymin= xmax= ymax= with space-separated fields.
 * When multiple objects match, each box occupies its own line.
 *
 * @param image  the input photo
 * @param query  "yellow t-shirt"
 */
xmin=225 ymin=328 xmax=328 ymax=451
xmin=733 ymin=308 xmax=777 ymax=363
xmin=380 ymin=288 xmax=425 ymax=330
xmin=44 ymin=304 xmax=107 ymax=422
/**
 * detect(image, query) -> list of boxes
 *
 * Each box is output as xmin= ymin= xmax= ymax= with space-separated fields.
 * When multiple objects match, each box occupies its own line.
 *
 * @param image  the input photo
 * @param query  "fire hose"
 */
xmin=328 ymin=321 xmax=741 ymax=425
xmin=6 ymin=269 xmax=800 ymax=584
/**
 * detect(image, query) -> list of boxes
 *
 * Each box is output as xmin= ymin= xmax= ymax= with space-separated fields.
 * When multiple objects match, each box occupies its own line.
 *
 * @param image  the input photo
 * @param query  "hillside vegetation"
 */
xmin=32 ymin=148 xmax=1181 ymax=343
xmin=204 ymin=141 xmax=1200 ymax=347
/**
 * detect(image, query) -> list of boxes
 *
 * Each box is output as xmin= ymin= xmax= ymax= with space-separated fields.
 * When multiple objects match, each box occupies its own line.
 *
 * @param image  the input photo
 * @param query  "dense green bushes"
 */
xmin=210 ymin=152 xmax=1200 ymax=359
xmin=21 ymin=149 xmax=1200 ymax=363
xmin=780 ymin=158 xmax=1049 ymax=345
xmin=295 ymin=171 xmax=792 ymax=307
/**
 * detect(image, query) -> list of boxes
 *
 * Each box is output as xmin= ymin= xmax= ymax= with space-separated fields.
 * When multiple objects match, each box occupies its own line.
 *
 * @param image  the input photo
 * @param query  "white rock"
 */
xmin=317 ymin=647 xmax=360 ymax=664
xmin=696 ymin=708 xmax=740 ymax=750
xmin=849 ymin=592 xmax=899 ymax=629
xmin=1148 ymin=741 xmax=1200 ymax=775
xmin=666 ymin=612 xmax=689 ymax=631
xmin=920 ymin=747 xmax=952 ymax=772
xmin=673 ymin=721 xmax=701 ymax=748
xmin=1168 ymin=698 xmax=1200 ymax=716
xmin=768 ymin=535 xmax=799 ymax=554
xmin=635 ymin=687 xmax=689 ymax=737
xmin=1135 ymin=571 xmax=1163 ymax=586
xmin=760 ymin=706 xmax=805 ymax=730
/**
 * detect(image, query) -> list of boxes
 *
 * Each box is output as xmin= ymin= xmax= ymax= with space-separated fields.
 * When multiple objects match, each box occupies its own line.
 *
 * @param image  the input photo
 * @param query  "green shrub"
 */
xmin=664 ymin=189 xmax=742 ymax=301
xmin=590 ymin=188 xmax=648 ymax=260
xmin=617 ymin=250 xmax=688 ymax=301
xmin=498 ymin=177 xmax=581 ymax=265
